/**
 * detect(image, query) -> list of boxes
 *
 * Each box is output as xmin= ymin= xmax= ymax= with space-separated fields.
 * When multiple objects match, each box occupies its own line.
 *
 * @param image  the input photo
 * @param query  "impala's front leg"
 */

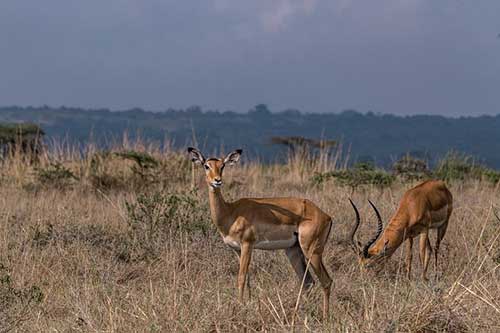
xmin=238 ymin=242 xmax=253 ymax=302
xmin=405 ymin=238 xmax=413 ymax=279
xmin=419 ymin=230 xmax=432 ymax=281
xmin=232 ymin=248 xmax=252 ymax=299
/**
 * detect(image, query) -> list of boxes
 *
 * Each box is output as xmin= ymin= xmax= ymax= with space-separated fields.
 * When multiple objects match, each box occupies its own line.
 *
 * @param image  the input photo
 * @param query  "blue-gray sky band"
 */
xmin=1 ymin=0 xmax=499 ymax=115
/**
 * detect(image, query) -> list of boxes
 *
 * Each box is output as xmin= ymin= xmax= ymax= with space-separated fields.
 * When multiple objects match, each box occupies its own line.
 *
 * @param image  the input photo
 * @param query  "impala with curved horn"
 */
xmin=349 ymin=180 xmax=453 ymax=280
xmin=187 ymin=147 xmax=334 ymax=319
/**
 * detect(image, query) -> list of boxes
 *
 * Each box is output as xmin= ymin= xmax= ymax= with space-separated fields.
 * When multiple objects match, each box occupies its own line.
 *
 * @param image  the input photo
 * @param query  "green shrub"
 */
xmin=353 ymin=161 xmax=375 ymax=171
xmin=124 ymin=190 xmax=210 ymax=260
xmin=115 ymin=150 xmax=159 ymax=178
xmin=0 ymin=263 xmax=43 ymax=330
xmin=114 ymin=150 xmax=159 ymax=189
xmin=34 ymin=162 xmax=78 ymax=188
xmin=86 ymin=150 xmax=192 ymax=192
xmin=312 ymin=162 xmax=395 ymax=189
xmin=482 ymin=168 xmax=500 ymax=184
xmin=88 ymin=151 xmax=125 ymax=191
xmin=434 ymin=152 xmax=474 ymax=181
xmin=434 ymin=152 xmax=500 ymax=184
xmin=392 ymin=155 xmax=431 ymax=181
xmin=89 ymin=151 xmax=112 ymax=173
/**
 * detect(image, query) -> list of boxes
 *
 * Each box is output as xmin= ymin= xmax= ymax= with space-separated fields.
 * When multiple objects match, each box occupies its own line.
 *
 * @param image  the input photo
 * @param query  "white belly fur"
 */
xmin=222 ymin=235 xmax=296 ymax=250
xmin=254 ymin=238 xmax=296 ymax=250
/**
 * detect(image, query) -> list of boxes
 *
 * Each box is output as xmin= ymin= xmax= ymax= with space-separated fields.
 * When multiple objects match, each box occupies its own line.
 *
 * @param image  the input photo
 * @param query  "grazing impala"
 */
xmin=188 ymin=147 xmax=333 ymax=319
xmin=349 ymin=180 xmax=453 ymax=280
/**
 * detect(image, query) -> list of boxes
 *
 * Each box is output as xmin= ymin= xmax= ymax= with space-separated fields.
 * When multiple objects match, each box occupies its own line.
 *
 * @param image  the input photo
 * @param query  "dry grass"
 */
xmin=0 ymin=144 xmax=499 ymax=332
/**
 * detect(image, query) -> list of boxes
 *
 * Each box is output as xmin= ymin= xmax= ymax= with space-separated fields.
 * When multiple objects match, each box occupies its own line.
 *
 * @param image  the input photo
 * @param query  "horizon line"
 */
xmin=1 ymin=105 xmax=499 ymax=119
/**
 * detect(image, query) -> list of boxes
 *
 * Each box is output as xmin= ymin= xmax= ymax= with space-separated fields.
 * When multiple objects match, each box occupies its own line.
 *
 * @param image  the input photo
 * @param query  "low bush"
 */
xmin=482 ymin=168 xmax=500 ymax=184
xmin=312 ymin=162 xmax=395 ymax=189
xmin=434 ymin=152 xmax=500 ymax=184
xmin=392 ymin=155 xmax=431 ymax=181
xmin=0 ymin=263 xmax=43 ymax=331
xmin=113 ymin=150 xmax=191 ymax=190
xmin=124 ymin=190 xmax=210 ymax=260
xmin=88 ymin=151 xmax=126 ymax=191
xmin=115 ymin=151 xmax=159 ymax=174
xmin=34 ymin=162 xmax=78 ymax=189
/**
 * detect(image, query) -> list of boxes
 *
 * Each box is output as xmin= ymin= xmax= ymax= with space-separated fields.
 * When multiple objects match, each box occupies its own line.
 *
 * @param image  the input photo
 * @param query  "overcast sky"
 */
xmin=1 ymin=0 xmax=499 ymax=115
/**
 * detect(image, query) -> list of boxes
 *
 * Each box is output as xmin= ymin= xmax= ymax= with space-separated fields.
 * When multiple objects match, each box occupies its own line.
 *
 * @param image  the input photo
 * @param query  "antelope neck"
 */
xmin=208 ymin=186 xmax=232 ymax=235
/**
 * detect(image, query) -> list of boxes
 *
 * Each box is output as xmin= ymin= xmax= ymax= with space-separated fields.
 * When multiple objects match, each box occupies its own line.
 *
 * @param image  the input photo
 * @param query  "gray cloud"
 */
xmin=0 ymin=0 xmax=499 ymax=115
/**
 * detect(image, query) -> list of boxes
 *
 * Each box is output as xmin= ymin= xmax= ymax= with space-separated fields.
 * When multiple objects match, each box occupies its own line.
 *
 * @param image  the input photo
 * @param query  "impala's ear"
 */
xmin=187 ymin=147 xmax=206 ymax=165
xmin=223 ymin=149 xmax=242 ymax=166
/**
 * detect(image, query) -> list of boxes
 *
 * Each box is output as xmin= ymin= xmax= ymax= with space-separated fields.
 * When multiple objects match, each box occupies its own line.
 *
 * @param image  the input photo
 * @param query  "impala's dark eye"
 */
xmin=204 ymin=164 xmax=210 ymax=170
xmin=220 ymin=164 xmax=225 ymax=173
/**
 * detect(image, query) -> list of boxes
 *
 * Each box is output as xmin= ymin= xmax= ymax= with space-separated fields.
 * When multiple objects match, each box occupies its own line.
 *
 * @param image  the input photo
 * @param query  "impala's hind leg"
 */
xmin=308 ymin=254 xmax=332 ymax=320
xmin=298 ymin=221 xmax=332 ymax=321
xmin=285 ymin=244 xmax=315 ymax=289
xmin=419 ymin=231 xmax=432 ymax=281
xmin=434 ymin=220 xmax=448 ymax=277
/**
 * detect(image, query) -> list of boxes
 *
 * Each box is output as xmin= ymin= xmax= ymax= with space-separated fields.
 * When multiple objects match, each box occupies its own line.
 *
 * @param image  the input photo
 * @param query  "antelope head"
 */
xmin=187 ymin=147 xmax=242 ymax=190
xmin=348 ymin=199 xmax=391 ymax=268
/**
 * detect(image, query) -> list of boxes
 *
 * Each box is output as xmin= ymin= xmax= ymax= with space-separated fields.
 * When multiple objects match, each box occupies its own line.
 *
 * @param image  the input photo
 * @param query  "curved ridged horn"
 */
xmin=348 ymin=199 xmax=361 ymax=252
xmin=362 ymin=200 xmax=384 ymax=258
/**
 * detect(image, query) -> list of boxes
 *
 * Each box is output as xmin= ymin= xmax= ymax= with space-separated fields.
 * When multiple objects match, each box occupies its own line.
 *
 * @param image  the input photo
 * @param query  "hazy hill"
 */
xmin=1 ymin=105 xmax=499 ymax=167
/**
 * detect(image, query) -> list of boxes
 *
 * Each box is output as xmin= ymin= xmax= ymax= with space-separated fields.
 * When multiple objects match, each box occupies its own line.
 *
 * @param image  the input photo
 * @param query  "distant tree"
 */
xmin=279 ymin=109 xmax=302 ymax=117
xmin=249 ymin=104 xmax=271 ymax=117
xmin=0 ymin=123 xmax=45 ymax=161
xmin=1 ymin=106 xmax=500 ymax=168
xmin=186 ymin=106 xmax=203 ymax=115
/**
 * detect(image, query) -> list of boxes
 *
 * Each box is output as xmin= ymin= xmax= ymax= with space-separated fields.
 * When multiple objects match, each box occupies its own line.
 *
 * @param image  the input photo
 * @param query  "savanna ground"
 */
xmin=1 ymin=142 xmax=499 ymax=332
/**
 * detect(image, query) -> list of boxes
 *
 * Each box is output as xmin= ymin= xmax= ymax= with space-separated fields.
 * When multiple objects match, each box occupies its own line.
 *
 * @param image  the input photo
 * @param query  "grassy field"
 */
xmin=1 ymin=144 xmax=499 ymax=332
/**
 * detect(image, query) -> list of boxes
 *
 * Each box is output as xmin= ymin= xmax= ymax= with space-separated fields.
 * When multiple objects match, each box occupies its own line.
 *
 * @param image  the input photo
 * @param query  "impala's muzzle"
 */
xmin=211 ymin=180 xmax=223 ymax=188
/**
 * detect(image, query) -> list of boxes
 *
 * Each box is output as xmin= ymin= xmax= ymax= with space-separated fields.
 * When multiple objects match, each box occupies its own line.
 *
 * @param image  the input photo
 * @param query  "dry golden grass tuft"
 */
xmin=0 ymin=144 xmax=499 ymax=332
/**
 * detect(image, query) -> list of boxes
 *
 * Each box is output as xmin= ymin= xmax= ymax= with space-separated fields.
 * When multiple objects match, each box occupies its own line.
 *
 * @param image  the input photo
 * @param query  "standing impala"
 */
xmin=188 ymin=147 xmax=333 ymax=319
xmin=349 ymin=180 xmax=453 ymax=280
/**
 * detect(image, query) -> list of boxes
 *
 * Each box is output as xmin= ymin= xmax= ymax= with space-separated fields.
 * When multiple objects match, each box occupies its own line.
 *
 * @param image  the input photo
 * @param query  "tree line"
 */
xmin=1 ymin=104 xmax=499 ymax=168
